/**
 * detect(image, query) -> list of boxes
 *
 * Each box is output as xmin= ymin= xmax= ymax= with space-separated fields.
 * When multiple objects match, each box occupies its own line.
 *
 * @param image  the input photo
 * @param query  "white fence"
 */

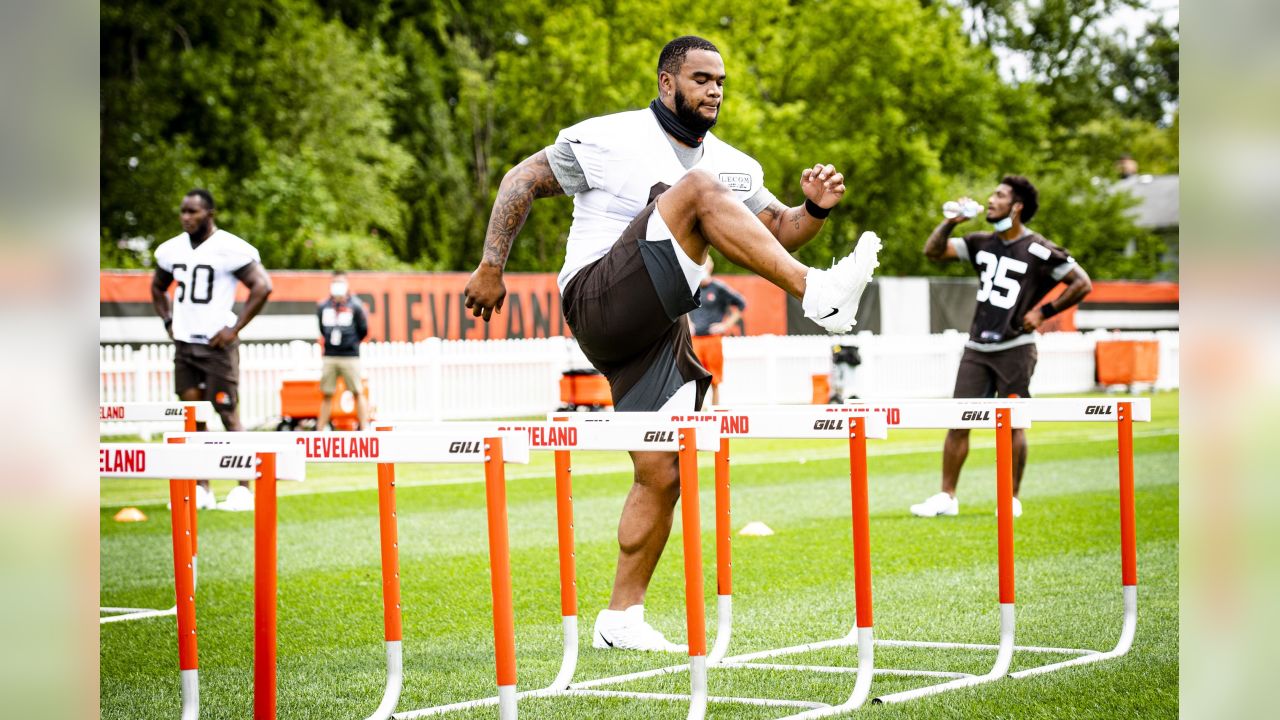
xmin=720 ymin=329 xmax=1178 ymax=403
xmin=100 ymin=331 xmax=1178 ymax=434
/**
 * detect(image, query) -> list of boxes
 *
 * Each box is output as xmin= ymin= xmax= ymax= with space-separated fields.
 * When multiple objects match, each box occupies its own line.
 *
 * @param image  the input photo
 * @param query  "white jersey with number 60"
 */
xmin=153 ymin=229 xmax=260 ymax=344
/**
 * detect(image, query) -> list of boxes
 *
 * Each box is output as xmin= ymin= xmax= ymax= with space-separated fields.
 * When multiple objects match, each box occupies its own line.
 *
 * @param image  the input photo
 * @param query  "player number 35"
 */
xmin=973 ymin=251 xmax=1027 ymax=310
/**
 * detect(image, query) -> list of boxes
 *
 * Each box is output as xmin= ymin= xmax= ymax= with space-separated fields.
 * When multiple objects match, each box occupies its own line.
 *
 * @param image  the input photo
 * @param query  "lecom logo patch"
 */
xmin=719 ymin=173 xmax=752 ymax=191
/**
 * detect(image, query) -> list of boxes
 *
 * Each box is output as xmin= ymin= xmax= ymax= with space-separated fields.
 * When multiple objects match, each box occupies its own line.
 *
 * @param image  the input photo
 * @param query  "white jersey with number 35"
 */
xmin=154 ymin=229 xmax=260 ymax=344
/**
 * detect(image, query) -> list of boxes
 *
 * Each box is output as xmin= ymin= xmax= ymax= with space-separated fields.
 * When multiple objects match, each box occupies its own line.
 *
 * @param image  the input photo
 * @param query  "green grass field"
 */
xmin=100 ymin=392 xmax=1178 ymax=719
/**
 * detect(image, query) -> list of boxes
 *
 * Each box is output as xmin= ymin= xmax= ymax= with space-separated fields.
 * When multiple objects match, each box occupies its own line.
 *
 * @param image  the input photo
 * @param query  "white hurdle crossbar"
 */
xmin=385 ymin=419 xmax=721 ymax=720
xmin=99 ymin=443 xmax=306 ymax=720
xmin=168 ymin=430 xmax=530 ymax=720
xmin=99 ymin=402 xmax=213 ymax=625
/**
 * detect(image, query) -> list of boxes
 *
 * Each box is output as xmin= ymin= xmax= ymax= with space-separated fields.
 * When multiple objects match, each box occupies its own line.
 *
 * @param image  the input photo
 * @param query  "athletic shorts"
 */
xmin=320 ymin=356 xmax=363 ymax=395
xmin=174 ymin=340 xmax=239 ymax=411
xmin=561 ymin=184 xmax=711 ymax=411
xmin=952 ymin=343 xmax=1038 ymax=399
xmin=691 ymin=335 xmax=725 ymax=385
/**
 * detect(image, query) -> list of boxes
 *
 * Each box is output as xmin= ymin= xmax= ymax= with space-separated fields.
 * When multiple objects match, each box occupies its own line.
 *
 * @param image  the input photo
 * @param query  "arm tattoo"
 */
xmin=924 ymin=221 xmax=959 ymax=261
xmin=483 ymin=151 xmax=564 ymax=267
xmin=760 ymin=200 xmax=823 ymax=251
xmin=757 ymin=201 xmax=786 ymax=237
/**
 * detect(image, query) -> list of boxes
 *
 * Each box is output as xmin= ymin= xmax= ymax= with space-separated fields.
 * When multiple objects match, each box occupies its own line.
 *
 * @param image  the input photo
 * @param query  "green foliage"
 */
xmin=101 ymin=0 xmax=1178 ymax=280
xmin=1030 ymin=167 xmax=1167 ymax=279
xmin=101 ymin=0 xmax=410 ymax=269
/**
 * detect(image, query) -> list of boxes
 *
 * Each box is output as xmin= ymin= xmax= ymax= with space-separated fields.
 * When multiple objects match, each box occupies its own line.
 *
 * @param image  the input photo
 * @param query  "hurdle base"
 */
xmin=707 ymin=595 xmax=732 ymax=665
xmin=364 ymin=640 xmax=403 ymax=720
xmin=550 ymin=615 xmax=579 ymax=690
xmin=1009 ymin=584 xmax=1137 ymax=678
xmin=180 ymin=668 xmax=199 ymax=720
xmin=873 ymin=602 xmax=1017 ymax=704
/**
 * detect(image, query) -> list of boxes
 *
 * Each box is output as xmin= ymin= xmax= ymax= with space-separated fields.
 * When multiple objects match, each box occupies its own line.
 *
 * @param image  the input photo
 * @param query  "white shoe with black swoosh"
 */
xmin=802 ymin=231 xmax=883 ymax=334
xmin=592 ymin=605 xmax=688 ymax=652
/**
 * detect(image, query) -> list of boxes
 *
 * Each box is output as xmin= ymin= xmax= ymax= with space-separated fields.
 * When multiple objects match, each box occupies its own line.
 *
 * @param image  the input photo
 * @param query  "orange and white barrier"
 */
xmin=168 ymin=430 xmax=532 ymax=720
xmin=859 ymin=398 xmax=1148 ymax=701
xmin=380 ymin=419 xmax=720 ymax=720
xmin=99 ymin=443 xmax=306 ymax=720
xmin=588 ymin=398 xmax=1142 ymax=712
xmin=118 ymin=396 xmax=1148 ymax=717
xmin=99 ymin=402 xmax=210 ymax=625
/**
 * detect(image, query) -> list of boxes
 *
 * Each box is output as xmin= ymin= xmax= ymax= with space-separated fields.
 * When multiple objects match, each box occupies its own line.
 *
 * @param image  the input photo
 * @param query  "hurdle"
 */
xmin=169 ymin=429 xmax=532 ymax=720
xmin=554 ymin=405 xmax=1017 ymax=716
xmin=382 ymin=419 xmax=721 ymax=720
xmin=692 ymin=398 xmax=1146 ymax=707
xmin=99 ymin=442 xmax=306 ymax=720
xmin=99 ymin=402 xmax=213 ymax=624
xmin=845 ymin=398 xmax=1150 ymax=699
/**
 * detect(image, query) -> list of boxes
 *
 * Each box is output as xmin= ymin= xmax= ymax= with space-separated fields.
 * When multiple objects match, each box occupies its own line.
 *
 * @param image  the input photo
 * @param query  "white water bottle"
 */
xmin=942 ymin=199 xmax=982 ymax=219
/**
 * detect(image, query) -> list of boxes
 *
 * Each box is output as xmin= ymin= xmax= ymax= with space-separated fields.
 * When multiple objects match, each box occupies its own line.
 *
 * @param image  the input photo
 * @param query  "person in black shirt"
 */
xmin=912 ymin=176 xmax=1092 ymax=518
xmin=689 ymin=257 xmax=747 ymax=406
xmin=316 ymin=271 xmax=369 ymax=430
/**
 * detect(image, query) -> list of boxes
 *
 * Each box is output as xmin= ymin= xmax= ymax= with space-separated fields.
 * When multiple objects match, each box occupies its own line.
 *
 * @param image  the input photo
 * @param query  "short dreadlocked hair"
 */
xmin=1001 ymin=175 xmax=1039 ymax=222
xmin=657 ymin=36 xmax=720 ymax=77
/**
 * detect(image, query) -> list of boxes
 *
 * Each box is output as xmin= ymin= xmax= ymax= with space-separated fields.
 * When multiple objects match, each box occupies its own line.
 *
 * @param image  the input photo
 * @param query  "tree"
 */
xmin=101 ymin=0 xmax=1175 ymax=280
xmin=100 ymin=0 xmax=410 ymax=269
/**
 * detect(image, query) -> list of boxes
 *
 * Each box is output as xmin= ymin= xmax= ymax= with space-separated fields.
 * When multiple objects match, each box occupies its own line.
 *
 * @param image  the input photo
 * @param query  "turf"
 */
xmin=100 ymin=392 xmax=1179 ymax=718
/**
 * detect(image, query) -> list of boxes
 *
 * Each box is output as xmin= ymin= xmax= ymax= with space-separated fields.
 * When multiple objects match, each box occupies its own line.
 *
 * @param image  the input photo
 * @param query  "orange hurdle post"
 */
xmin=368 ymin=423 xmax=405 ymax=720
xmin=183 ymin=406 xmax=199 ymax=570
xmin=715 ymin=437 xmax=732 ymax=598
xmin=1118 ymin=401 xmax=1137 ymax=587
xmin=483 ymin=437 xmax=518 ymax=718
xmin=254 ymin=452 xmax=278 ymax=720
xmin=995 ymin=408 xmax=1016 ymax=607
xmin=677 ymin=427 xmax=709 ymax=720
xmin=707 ymin=436 xmax=733 ymax=664
xmin=166 ymin=435 xmax=200 ymax=720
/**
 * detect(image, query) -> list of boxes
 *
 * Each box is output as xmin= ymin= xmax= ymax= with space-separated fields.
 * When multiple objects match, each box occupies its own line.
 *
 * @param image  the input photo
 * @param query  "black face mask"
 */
xmin=650 ymin=89 xmax=717 ymax=147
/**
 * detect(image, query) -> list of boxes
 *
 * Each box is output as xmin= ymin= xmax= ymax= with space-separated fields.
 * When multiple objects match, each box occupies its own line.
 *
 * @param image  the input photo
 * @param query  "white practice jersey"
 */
xmin=153 ymin=229 xmax=260 ymax=344
xmin=553 ymin=109 xmax=766 ymax=291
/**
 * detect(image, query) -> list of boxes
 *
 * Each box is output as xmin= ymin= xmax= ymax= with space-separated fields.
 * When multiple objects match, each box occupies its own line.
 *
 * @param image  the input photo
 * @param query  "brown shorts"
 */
xmin=174 ymin=340 xmax=239 ymax=410
xmin=953 ymin=343 xmax=1037 ymax=399
xmin=692 ymin=335 xmax=724 ymax=385
xmin=561 ymin=185 xmax=711 ymax=411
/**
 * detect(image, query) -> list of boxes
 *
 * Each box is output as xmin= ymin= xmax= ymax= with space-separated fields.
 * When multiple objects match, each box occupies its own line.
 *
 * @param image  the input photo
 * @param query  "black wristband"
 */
xmin=163 ymin=317 xmax=173 ymax=328
xmin=1038 ymin=302 xmax=1060 ymax=320
xmin=804 ymin=198 xmax=831 ymax=219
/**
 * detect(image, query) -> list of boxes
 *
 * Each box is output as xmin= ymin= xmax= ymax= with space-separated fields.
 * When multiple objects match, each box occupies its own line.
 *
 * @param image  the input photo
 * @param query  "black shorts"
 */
xmin=561 ymin=184 xmax=711 ymax=411
xmin=952 ymin=343 xmax=1038 ymax=399
xmin=174 ymin=340 xmax=240 ymax=411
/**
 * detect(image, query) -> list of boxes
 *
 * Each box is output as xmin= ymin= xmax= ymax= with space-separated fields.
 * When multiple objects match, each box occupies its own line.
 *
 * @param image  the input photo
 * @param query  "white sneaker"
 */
xmin=167 ymin=484 xmax=218 ymax=511
xmin=996 ymin=497 xmax=1023 ymax=518
xmin=195 ymin=484 xmax=217 ymax=510
xmin=592 ymin=605 xmax=688 ymax=653
xmin=910 ymin=492 xmax=959 ymax=517
xmin=802 ymin=231 xmax=883 ymax=333
xmin=217 ymin=485 xmax=254 ymax=512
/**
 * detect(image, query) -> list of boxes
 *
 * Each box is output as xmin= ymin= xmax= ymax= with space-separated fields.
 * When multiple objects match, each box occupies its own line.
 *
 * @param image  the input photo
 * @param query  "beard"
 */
xmin=674 ymin=87 xmax=718 ymax=134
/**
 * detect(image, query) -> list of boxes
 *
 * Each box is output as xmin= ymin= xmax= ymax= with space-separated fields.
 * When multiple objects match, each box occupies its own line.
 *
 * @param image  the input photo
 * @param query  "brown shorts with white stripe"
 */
xmin=561 ymin=184 xmax=711 ymax=411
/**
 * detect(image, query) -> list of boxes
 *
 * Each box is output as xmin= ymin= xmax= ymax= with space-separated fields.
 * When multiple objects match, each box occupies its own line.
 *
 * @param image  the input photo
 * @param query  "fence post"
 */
xmin=130 ymin=345 xmax=145 ymax=403
xmin=424 ymin=337 xmax=443 ymax=421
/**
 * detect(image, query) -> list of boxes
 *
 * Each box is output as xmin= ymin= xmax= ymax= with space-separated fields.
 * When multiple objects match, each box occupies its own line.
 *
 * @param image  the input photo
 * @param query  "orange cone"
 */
xmin=113 ymin=507 xmax=147 ymax=522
